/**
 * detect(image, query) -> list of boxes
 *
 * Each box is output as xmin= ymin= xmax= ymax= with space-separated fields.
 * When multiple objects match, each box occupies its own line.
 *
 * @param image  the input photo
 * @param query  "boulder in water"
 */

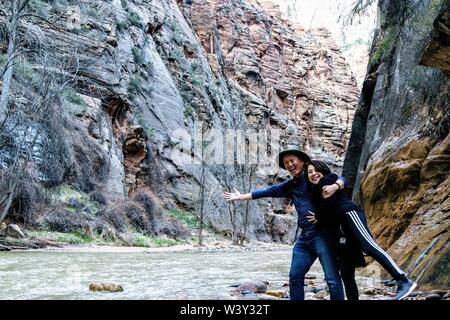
xmin=232 ymin=280 xmax=269 ymax=293
xmin=89 ymin=283 xmax=123 ymax=292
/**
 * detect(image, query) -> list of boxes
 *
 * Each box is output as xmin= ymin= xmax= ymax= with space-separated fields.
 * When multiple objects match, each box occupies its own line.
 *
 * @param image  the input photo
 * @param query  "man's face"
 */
xmin=282 ymin=154 xmax=304 ymax=177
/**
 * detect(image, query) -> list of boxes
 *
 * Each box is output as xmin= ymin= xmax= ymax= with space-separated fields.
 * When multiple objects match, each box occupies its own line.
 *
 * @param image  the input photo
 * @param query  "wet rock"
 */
xmin=428 ymin=289 xmax=448 ymax=296
xmin=241 ymin=290 xmax=254 ymax=295
xmin=443 ymin=292 xmax=450 ymax=299
xmin=257 ymin=293 xmax=282 ymax=300
xmin=321 ymin=283 xmax=329 ymax=292
xmin=232 ymin=280 xmax=269 ymax=293
xmin=424 ymin=294 xmax=442 ymax=300
xmin=312 ymin=291 xmax=329 ymax=299
xmin=382 ymin=280 xmax=397 ymax=287
xmin=310 ymin=287 xmax=322 ymax=294
xmin=362 ymin=288 xmax=377 ymax=295
xmin=89 ymin=283 xmax=123 ymax=293
xmin=409 ymin=291 xmax=425 ymax=297
xmin=236 ymin=290 xmax=259 ymax=299
xmin=383 ymin=291 xmax=396 ymax=297
xmin=265 ymin=290 xmax=287 ymax=298
xmin=307 ymin=280 xmax=316 ymax=286
xmin=6 ymin=224 xmax=25 ymax=239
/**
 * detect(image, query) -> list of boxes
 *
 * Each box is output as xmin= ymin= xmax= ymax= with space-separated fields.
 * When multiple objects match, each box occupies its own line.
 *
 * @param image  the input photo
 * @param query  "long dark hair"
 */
xmin=305 ymin=160 xmax=332 ymax=187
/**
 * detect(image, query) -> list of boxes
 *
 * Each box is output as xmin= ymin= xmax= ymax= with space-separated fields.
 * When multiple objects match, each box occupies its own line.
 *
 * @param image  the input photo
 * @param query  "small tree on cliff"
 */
xmin=0 ymin=0 xmax=31 ymax=123
xmin=0 ymin=1 xmax=80 ymax=224
xmin=0 ymin=0 xmax=72 ymax=123
xmin=238 ymin=163 xmax=255 ymax=245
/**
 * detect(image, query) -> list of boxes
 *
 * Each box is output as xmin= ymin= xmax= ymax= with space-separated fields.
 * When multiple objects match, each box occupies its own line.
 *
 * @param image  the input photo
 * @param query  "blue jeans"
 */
xmin=289 ymin=229 xmax=344 ymax=300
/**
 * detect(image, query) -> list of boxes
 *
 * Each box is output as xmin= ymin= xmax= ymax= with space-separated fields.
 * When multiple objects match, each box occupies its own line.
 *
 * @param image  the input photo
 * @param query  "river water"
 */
xmin=0 ymin=249 xmax=317 ymax=300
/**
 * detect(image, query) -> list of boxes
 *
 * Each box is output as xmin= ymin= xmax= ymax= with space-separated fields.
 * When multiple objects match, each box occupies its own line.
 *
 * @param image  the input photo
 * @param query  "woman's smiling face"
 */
xmin=307 ymin=164 xmax=323 ymax=185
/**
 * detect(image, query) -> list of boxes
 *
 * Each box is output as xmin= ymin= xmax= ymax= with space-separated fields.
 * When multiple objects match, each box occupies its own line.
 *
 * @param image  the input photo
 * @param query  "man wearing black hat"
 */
xmin=224 ymin=146 xmax=345 ymax=300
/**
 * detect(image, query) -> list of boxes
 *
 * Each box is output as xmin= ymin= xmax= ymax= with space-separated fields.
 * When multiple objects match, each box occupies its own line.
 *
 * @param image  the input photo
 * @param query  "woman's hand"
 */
xmin=223 ymin=188 xmax=242 ymax=201
xmin=306 ymin=211 xmax=318 ymax=224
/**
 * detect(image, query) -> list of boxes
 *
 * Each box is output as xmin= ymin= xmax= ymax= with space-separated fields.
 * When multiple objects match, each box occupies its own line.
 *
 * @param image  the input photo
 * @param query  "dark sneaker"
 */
xmin=396 ymin=279 xmax=417 ymax=300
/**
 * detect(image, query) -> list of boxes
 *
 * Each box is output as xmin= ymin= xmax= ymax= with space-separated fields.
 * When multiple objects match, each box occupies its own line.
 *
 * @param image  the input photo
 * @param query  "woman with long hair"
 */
xmin=305 ymin=160 xmax=416 ymax=300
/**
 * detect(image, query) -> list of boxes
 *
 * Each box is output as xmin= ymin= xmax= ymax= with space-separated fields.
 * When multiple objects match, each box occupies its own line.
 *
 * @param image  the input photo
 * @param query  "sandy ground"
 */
xmin=30 ymin=239 xmax=292 ymax=253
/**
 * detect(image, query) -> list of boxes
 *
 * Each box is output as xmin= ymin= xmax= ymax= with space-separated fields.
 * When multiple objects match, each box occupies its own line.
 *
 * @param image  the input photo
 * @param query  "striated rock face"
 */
xmin=343 ymin=0 xmax=449 ymax=289
xmin=185 ymin=0 xmax=358 ymax=167
xmin=0 ymin=0 xmax=358 ymax=243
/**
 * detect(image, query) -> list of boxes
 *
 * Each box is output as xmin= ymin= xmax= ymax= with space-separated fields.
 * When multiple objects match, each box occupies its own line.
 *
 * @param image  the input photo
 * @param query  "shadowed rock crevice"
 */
xmin=419 ymin=2 xmax=450 ymax=73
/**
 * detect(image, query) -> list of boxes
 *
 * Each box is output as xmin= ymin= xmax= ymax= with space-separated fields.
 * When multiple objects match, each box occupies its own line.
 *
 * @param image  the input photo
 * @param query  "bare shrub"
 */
xmin=42 ymin=209 xmax=92 ymax=233
xmin=97 ymin=207 xmax=127 ymax=233
xmin=157 ymin=216 xmax=190 ymax=240
xmin=89 ymin=191 xmax=108 ymax=208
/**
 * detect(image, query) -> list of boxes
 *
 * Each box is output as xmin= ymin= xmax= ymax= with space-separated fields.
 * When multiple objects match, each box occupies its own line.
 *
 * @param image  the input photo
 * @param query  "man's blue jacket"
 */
xmin=251 ymin=174 xmax=343 ymax=231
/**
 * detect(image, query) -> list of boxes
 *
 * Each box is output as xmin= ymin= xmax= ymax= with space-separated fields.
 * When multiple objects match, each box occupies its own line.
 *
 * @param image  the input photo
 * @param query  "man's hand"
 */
xmin=322 ymin=183 xmax=339 ymax=198
xmin=224 ymin=188 xmax=242 ymax=201
xmin=306 ymin=211 xmax=318 ymax=224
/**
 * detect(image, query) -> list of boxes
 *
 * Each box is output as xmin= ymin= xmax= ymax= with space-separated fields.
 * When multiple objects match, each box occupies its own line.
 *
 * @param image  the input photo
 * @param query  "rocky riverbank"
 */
xmin=227 ymin=275 xmax=450 ymax=301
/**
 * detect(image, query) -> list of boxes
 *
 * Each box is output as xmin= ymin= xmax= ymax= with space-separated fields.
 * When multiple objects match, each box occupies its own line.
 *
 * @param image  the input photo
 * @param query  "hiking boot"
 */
xmin=396 ymin=278 xmax=417 ymax=300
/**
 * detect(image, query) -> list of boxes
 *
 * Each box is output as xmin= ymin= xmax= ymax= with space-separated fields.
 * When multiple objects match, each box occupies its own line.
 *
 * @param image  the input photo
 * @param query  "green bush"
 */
xmin=133 ymin=235 xmax=148 ymax=247
xmin=29 ymin=230 xmax=96 ymax=245
xmin=370 ymin=48 xmax=382 ymax=65
xmin=64 ymin=88 xmax=86 ymax=105
xmin=165 ymin=209 xmax=198 ymax=230
xmin=132 ymin=233 xmax=181 ymax=247
xmin=49 ymin=184 xmax=98 ymax=215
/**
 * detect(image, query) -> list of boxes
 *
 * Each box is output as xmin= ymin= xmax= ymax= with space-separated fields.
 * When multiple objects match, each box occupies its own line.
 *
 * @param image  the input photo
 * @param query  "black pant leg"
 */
xmin=339 ymin=257 xmax=359 ymax=300
xmin=343 ymin=210 xmax=406 ymax=281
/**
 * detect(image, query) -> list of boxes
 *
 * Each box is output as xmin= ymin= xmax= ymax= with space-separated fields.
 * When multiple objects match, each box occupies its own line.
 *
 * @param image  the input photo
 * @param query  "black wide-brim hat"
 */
xmin=278 ymin=148 xmax=311 ymax=170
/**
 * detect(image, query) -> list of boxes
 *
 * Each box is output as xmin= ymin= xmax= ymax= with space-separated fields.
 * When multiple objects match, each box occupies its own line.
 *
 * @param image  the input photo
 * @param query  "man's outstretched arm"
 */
xmin=224 ymin=179 xmax=292 ymax=202
xmin=224 ymin=189 xmax=252 ymax=201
